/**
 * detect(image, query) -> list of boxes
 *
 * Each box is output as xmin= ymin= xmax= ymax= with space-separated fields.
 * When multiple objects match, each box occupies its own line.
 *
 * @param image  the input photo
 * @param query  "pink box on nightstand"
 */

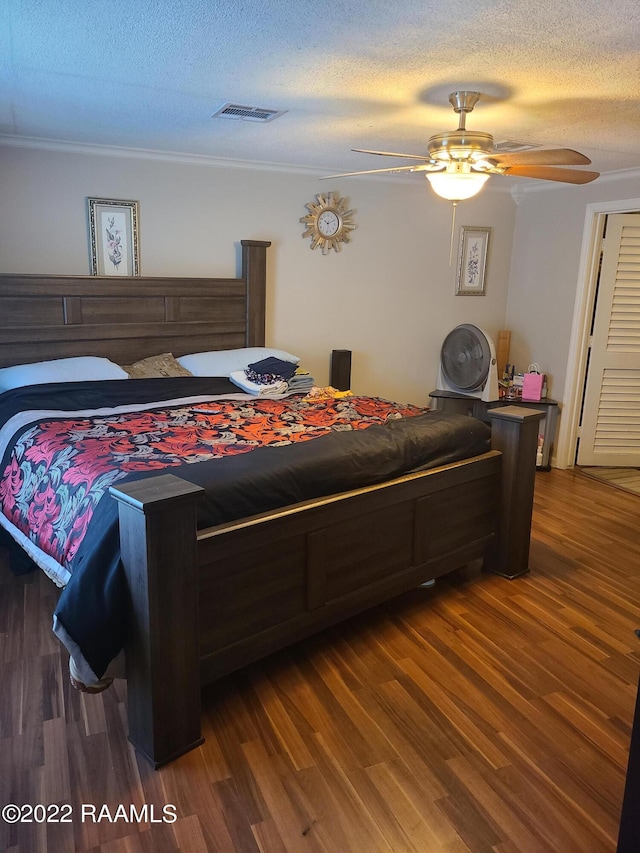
xmin=522 ymin=372 xmax=545 ymax=401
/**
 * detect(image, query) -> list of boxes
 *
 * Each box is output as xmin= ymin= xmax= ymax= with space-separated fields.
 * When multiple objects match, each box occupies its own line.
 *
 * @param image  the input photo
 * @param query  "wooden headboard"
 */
xmin=0 ymin=240 xmax=270 ymax=369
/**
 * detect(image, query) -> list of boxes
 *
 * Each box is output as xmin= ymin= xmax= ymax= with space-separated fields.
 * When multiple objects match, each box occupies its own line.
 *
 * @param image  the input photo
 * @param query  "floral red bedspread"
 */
xmin=0 ymin=394 xmax=422 ymax=573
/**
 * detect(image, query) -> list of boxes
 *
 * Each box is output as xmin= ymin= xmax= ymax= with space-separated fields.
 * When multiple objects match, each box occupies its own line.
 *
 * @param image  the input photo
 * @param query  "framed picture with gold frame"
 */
xmin=456 ymin=226 xmax=490 ymax=295
xmin=87 ymin=197 xmax=140 ymax=276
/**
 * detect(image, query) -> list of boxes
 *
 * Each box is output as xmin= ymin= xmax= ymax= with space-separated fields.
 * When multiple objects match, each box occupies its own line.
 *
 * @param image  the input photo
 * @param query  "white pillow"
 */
xmin=0 ymin=356 xmax=129 ymax=392
xmin=177 ymin=347 xmax=300 ymax=377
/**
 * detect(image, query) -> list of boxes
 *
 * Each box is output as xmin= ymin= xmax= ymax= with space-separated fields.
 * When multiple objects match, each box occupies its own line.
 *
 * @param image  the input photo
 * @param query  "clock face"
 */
xmin=300 ymin=191 xmax=356 ymax=254
xmin=317 ymin=209 xmax=341 ymax=237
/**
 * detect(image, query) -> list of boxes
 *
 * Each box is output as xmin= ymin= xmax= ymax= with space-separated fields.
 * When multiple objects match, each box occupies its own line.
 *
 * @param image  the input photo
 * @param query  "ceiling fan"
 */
xmin=321 ymin=91 xmax=600 ymax=201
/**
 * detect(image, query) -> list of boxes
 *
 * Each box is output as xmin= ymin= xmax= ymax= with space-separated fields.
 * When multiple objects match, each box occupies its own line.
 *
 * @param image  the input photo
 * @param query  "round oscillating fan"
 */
xmin=436 ymin=324 xmax=499 ymax=402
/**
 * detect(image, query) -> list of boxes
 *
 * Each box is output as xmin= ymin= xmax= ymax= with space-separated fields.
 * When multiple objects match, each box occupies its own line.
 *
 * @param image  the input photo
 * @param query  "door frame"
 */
xmin=557 ymin=197 xmax=640 ymax=468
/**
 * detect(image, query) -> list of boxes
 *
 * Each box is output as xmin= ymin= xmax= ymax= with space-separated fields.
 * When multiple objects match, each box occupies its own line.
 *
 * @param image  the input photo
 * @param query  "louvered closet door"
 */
xmin=577 ymin=213 xmax=640 ymax=466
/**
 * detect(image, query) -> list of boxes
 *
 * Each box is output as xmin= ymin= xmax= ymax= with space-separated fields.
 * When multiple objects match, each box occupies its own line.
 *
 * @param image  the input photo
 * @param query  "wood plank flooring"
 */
xmin=1 ymin=468 xmax=639 ymax=852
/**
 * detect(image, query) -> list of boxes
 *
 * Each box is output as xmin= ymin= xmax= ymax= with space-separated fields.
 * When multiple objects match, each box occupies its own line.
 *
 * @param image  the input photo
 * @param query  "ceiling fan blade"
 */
xmin=503 ymin=165 xmax=600 ymax=184
xmin=320 ymin=163 xmax=438 ymax=179
xmin=352 ymin=147 xmax=431 ymax=161
xmin=491 ymin=148 xmax=592 ymax=167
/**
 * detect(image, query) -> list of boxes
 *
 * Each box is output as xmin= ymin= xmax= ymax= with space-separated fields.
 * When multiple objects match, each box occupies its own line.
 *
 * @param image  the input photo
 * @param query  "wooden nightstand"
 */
xmin=428 ymin=389 xmax=559 ymax=470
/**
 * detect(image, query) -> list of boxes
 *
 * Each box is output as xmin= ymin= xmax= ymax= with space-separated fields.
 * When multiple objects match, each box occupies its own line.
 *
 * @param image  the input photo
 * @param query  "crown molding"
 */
xmin=0 ymin=133 xmax=504 ymax=189
xmin=0 ymin=134 xmax=325 ymax=176
xmin=0 ymin=133 xmax=505 ymax=192
xmin=2 ymin=134 xmax=638 ymax=192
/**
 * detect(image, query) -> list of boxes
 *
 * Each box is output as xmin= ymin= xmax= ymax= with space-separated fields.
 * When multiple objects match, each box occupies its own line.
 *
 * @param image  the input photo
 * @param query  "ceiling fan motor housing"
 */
xmin=428 ymin=130 xmax=495 ymax=162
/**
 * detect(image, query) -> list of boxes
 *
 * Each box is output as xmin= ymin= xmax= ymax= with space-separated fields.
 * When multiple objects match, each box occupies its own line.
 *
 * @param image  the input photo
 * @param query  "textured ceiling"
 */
xmin=2 ymin=0 xmax=640 ymax=187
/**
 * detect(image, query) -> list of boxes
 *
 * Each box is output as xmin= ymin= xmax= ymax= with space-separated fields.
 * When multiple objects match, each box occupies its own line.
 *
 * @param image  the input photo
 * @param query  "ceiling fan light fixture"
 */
xmin=426 ymin=164 xmax=489 ymax=201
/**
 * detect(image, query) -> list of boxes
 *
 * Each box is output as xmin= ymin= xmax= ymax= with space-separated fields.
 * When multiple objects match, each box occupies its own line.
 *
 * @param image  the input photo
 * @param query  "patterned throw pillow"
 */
xmin=122 ymin=353 xmax=193 ymax=379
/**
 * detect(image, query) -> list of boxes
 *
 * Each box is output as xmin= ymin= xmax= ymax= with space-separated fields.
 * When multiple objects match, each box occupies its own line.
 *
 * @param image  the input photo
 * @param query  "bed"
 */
xmin=0 ymin=240 xmax=543 ymax=768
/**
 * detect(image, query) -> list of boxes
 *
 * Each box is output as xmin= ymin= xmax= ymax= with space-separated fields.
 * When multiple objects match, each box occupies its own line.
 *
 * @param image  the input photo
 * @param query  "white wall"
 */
xmin=505 ymin=172 xmax=640 ymax=463
xmin=0 ymin=145 xmax=516 ymax=405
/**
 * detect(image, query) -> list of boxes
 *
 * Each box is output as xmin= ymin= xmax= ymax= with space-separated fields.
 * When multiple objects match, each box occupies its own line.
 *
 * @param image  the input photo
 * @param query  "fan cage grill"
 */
xmin=440 ymin=325 xmax=492 ymax=392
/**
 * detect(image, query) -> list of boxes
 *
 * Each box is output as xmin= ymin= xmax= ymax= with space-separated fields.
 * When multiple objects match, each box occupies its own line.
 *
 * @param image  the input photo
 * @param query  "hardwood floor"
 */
xmin=1 ymin=468 xmax=639 ymax=852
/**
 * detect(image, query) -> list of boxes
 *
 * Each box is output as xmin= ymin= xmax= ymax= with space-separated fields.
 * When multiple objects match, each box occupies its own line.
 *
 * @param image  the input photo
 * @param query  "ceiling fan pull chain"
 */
xmin=449 ymin=202 xmax=458 ymax=266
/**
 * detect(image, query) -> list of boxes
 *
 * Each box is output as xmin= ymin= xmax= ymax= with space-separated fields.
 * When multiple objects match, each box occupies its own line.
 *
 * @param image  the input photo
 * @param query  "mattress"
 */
xmin=0 ymin=377 xmax=491 ymax=682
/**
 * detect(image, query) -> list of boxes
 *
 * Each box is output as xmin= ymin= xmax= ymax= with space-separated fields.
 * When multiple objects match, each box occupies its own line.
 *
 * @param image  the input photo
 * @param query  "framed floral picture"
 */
xmin=87 ymin=198 xmax=140 ymax=276
xmin=456 ymin=226 xmax=490 ymax=295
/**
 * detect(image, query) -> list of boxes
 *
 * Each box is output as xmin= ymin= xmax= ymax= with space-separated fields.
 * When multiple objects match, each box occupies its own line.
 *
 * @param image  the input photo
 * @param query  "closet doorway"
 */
xmin=557 ymin=198 xmax=640 ymax=468
xmin=576 ymin=213 xmax=640 ymax=466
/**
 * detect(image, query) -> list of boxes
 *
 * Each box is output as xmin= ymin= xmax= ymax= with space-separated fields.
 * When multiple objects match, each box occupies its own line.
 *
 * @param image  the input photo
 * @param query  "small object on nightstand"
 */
xmin=522 ymin=371 xmax=545 ymax=402
xmin=330 ymin=349 xmax=351 ymax=391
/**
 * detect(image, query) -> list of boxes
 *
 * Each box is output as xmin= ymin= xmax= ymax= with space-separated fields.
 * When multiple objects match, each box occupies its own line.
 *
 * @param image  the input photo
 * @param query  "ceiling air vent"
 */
xmin=211 ymin=103 xmax=287 ymax=123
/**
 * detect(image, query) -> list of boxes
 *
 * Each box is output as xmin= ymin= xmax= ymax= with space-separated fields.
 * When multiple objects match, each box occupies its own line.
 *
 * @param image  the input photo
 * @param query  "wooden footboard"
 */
xmin=111 ymin=405 xmax=542 ymax=767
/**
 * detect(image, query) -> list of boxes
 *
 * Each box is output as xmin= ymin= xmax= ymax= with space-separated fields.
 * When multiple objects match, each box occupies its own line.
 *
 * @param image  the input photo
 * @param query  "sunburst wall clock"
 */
xmin=300 ymin=191 xmax=356 ymax=254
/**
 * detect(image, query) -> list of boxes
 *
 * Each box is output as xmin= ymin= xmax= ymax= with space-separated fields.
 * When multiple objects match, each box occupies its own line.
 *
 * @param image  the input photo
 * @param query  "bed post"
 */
xmin=110 ymin=474 xmax=205 ymax=768
xmin=241 ymin=239 xmax=271 ymax=347
xmin=485 ymin=406 xmax=544 ymax=579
